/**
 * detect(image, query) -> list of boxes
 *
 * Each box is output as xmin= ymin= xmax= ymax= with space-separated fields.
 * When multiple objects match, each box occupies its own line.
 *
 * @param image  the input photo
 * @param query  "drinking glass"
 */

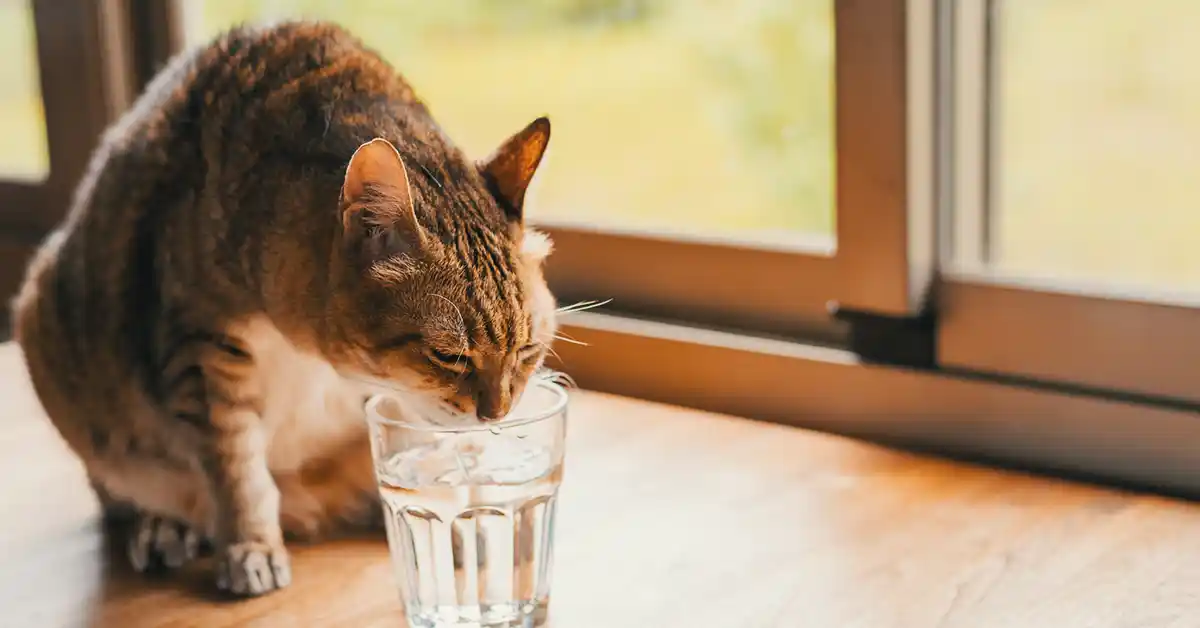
xmin=365 ymin=380 xmax=568 ymax=628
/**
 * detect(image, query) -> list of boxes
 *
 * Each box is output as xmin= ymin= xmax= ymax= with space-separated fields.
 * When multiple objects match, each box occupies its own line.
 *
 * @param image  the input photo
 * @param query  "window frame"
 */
xmin=0 ymin=0 xmax=135 ymax=319
xmin=552 ymin=310 xmax=1200 ymax=499
xmin=149 ymin=0 xmax=927 ymax=337
xmin=94 ymin=0 xmax=1200 ymax=497
xmin=544 ymin=0 xmax=936 ymax=328
xmin=0 ymin=0 xmax=135 ymax=233
xmin=936 ymin=0 xmax=1200 ymax=404
xmin=939 ymin=275 xmax=1200 ymax=403
xmin=543 ymin=0 xmax=938 ymax=330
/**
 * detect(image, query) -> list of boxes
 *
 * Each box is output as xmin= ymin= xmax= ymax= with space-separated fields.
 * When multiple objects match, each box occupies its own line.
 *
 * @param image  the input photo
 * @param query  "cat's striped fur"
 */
xmin=12 ymin=21 xmax=557 ymax=596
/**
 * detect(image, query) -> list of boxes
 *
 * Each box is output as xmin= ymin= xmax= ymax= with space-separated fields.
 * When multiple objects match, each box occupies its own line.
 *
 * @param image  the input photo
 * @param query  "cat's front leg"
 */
xmin=202 ymin=409 xmax=291 ymax=596
xmin=189 ymin=337 xmax=292 ymax=596
xmin=202 ymin=396 xmax=291 ymax=597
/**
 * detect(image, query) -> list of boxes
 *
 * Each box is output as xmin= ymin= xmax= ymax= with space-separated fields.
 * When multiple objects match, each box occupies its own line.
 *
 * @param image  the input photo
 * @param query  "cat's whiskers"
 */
xmin=552 ymin=332 xmax=589 ymax=347
xmin=538 ymin=341 xmax=561 ymax=362
xmin=555 ymin=298 xmax=612 ymax=316
xmin=534 ymin=367 xmax=577 ymax=390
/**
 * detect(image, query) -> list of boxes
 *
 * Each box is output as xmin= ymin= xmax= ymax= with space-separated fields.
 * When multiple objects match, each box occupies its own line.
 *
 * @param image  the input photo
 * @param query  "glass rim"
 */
xmin=363 ymin=378 xmax=569 ymax=433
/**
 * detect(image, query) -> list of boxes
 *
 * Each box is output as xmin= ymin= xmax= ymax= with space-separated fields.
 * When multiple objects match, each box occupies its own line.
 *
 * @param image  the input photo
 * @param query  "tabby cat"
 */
xmin=11 ymin=21 xmax=558 ymax=597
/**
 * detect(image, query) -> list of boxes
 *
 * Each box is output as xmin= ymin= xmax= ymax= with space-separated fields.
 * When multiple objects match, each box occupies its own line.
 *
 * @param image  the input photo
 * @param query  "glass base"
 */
xmin=407 ymin=601 xmax=549 ymax=628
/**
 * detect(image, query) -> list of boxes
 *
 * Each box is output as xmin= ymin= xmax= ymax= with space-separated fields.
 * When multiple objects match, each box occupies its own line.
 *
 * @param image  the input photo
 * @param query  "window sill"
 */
xmin=553 ymin=312 xmax=1200 ymax=499
xmin=3 ymin=342 xmax=1200 ymax=624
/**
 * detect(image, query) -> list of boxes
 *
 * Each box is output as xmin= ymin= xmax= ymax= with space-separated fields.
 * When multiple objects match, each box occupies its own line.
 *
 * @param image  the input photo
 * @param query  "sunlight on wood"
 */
xmin=3 ymin=342 xmax=1200 ymax=627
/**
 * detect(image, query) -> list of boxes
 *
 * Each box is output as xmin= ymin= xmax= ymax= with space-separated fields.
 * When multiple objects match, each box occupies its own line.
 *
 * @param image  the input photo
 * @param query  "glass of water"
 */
xmin=364 ymin=380 xmax=569 ymax=628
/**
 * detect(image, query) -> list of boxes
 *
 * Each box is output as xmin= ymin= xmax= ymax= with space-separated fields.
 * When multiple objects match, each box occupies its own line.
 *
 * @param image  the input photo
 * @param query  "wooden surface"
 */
xmin=3 ymin=342 xmax=1200 ymax=627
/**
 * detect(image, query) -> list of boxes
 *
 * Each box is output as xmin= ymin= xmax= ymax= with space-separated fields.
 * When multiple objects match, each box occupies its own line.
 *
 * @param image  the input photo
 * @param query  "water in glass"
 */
xmin=376 ymin=429 xmax=561 ymax=628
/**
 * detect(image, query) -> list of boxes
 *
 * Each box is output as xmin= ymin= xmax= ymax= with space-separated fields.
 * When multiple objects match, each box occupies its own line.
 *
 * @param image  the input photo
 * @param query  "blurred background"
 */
xmin=3 ymin=0 xmax=1200 ymax=290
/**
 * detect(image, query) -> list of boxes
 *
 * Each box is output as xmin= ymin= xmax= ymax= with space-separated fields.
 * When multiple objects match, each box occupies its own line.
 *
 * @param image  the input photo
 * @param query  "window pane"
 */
xmin=992 ymin=0 xmax=1200 ymax=291
xmin=186 ymin=0 xmax=835 ymax=243
xmin=0 ymin=0 xmax=49 ymax=179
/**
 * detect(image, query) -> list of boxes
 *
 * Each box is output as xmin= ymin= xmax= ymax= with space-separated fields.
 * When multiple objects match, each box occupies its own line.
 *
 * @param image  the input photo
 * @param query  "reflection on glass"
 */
xmin=994 ymin=0 xmax=1200 ymax=290
xmin=188 ymin=0 xmax=835 ymax=241
xmin=0 ymin=0 xmax=49 ymax=179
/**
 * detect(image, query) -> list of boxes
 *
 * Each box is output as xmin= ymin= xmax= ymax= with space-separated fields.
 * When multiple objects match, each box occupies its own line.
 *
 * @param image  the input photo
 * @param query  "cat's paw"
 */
xmin=215 ymin=541 xmax=292 ymax=596
xmin=127 ymin=513 xmax=202 ymax=572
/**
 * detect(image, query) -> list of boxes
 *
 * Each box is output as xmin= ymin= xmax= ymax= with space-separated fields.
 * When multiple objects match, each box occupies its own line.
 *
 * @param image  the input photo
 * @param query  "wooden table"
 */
xmin=3 ymin=342 xmax=1200 ymax=627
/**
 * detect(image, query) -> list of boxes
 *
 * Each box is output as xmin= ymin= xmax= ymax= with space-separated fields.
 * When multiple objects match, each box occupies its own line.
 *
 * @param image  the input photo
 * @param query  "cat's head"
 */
xmin=326 ymin=118 xmax=557 ymax=423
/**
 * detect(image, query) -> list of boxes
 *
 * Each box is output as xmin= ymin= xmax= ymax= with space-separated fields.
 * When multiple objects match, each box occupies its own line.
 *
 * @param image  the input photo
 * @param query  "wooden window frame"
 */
xmin=553 ymin=312 xmax=1200 ymax=499
xmin=146 ymin=0 xmax=929 ymax=338
xmin=547 ymin=0 xmax=1200 ymax=496
xmin=0 ymin=0 xmax=136 ymax=315
xmin=88 ymin=0 xmax=1200 ymax=497
xmin=936 ymin=0 xmax=1200 ymax=404
xmin=548 ymin=0 xmax=936 ymax=335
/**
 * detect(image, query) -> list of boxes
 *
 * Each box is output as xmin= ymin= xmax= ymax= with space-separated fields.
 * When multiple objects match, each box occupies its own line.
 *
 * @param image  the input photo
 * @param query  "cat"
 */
xmin=11 ymin=20 xmax=558 ymax=597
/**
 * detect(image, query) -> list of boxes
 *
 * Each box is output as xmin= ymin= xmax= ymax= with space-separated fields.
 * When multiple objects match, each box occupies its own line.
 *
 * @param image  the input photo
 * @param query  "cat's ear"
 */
xmin=480 ymin=116 xmax=550 ymax=224
xmin=341 ymin=138 xmax=425 ymax=263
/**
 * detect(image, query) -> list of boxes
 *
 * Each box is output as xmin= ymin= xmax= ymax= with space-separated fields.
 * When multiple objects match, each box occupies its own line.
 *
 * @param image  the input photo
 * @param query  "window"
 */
xmin=187 ymin=1 xmax=835 ymax=239
xmin=11 ymin=0 xmax=1200 ymax=493
xmin=182 ymin=0 xmax=919 ymax=337
xmin=940 ymin=0 xmax=1200 ymax=403
xmin=0 ymin=0 xmax=133 ymax=315
xmin=0 ymin=1 xmax=49 ymax=180
xmin=990 ymin=0 xmax=1200 ymax=290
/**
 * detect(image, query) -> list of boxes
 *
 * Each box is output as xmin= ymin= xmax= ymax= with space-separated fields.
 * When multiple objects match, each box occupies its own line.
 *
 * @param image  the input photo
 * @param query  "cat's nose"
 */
xmin=472 ymin=374 xmax=511 ymax=422
xmin=474 ymin=367 xmax=521 ymax=421
xmin=475 ymin=384 xmax=512 ymax=421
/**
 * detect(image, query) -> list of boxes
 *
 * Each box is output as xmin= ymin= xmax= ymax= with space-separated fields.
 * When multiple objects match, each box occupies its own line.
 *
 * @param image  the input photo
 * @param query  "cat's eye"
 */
xmin=427 ymin=347 xmax=468 ymax=369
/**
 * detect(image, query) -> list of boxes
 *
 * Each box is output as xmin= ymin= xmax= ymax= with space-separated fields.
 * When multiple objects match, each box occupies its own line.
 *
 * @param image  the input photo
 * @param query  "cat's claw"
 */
xmin=128 ymin=514 xmax=201 ymax=572
xmin=216 ymin=542 xmax=292 ymax=596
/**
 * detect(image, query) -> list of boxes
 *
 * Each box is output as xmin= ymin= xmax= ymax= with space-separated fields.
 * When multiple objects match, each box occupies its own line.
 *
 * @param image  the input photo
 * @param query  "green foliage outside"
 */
xmin=184 ymin=0 xmax=836 ymax=240
xmin=1 ymin=0 xmax=1198 ymax=289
